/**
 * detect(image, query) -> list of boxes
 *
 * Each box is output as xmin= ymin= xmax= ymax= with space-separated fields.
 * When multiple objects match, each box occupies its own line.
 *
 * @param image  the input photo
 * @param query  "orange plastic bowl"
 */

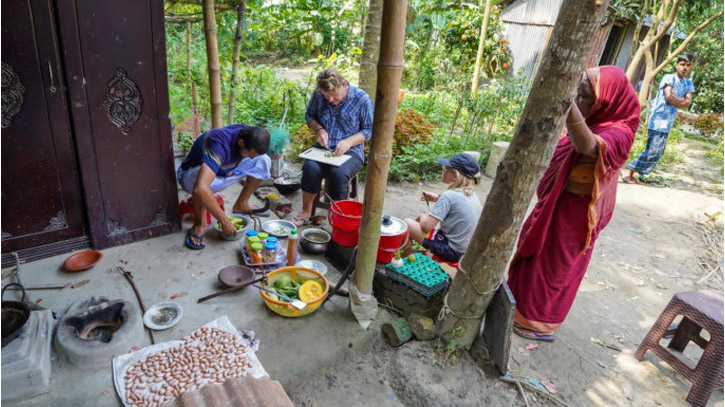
xmin=63 ymin=250 xmax=103 ymax=272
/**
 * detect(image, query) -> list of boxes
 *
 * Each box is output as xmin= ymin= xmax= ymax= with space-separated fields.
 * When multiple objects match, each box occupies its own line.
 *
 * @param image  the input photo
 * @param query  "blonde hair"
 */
xmin=317 ymin=69 xmax=345 ymax=93
xmin=447 ymin=169 xmax=476 ymax=196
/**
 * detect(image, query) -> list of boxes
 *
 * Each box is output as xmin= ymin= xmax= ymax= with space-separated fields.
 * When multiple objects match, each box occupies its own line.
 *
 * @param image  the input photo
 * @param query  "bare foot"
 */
xmin=188 ymin=224 xmax=206 ymax=246
xmin=622 ymin=175 xmax=642 ymax=185
xmin=291 ymin=211 xmax=311 ymax=226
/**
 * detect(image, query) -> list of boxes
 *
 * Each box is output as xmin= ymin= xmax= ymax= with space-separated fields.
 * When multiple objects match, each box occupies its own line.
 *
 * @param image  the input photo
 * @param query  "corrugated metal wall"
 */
xmin=502 ymin=22 xmax=552 ymax=79
xmin=500 ymin=0 xmax=563 ymax=24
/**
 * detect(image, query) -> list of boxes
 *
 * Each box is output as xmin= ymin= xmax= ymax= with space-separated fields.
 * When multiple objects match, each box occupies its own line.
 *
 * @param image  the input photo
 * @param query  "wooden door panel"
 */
xmin=1 ymin=0 xmax=86 ymax=251
xmin=56 ymin=0 xmax=179 ymax=248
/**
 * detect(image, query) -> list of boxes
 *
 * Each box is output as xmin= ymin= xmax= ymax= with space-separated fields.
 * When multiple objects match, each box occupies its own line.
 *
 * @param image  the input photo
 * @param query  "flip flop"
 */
xmin=512 ymin=324 xmax=556 ymax=342
xmin=291 ymin=216 xmax=310 ymax=227
xmin=184 ymin=229 xmax=206 ymax=250
xmin=233 ymin=206 xmax=271 ymax=217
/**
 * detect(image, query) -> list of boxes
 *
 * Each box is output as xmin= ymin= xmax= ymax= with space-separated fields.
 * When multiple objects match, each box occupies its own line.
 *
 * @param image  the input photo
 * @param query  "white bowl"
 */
xmin=143 ymin=302 xmax=183 ymax=330
xmin=295 ymin=259 xmax=328 ymax=276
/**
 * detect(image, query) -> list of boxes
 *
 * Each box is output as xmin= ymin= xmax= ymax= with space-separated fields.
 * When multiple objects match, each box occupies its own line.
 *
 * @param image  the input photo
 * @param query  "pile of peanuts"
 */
xmin=122 ymin=326 xmax=253 ymax=407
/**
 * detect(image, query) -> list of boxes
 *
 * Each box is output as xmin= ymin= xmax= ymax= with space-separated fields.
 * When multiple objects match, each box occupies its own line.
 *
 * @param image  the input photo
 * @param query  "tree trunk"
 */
xmin=625 ymin=0 xmax=682 ymax=81
xmin=352 ymin=0 xmax=407 ymax=304
xmin=626 ymin=0 xmax=650 ymax=71
xmin=436 ymin=0 xmax=612 ymax=349
xmin=358 ymin=0 xmax=383 ymax=101
xmin=227 ymin=0 xmax=246 ymax=125
xmin=202 ymin=0 xmax=223 ymax=128
xmin=471 ymin=0 xmax=492 ymax=97
xmin=636 ymin=10 xmax=723 ymax=105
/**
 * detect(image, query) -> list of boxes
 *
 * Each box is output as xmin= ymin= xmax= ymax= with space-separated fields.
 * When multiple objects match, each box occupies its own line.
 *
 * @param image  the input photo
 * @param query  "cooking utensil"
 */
xmin=261 ymin=219 xmax=296 ymax=238
xmin=295 ymin=259 xmax=328 ymax=276
xmin=197 ymin=275 xmax=266 ymax=303
xmin=253 ymin=283 xmax=306 ymax=310
xmin=299 ymin=228 xmax=331 ymax=255
xmin=324 ymin=192 xmax=346 ymax=216
xmin=2 ymin=283 xmax=30 ymax=347
xmin=218 ymin=265 xmax=256 ymax=288
xmin=212 ymin=214 xmax=251 ymax=241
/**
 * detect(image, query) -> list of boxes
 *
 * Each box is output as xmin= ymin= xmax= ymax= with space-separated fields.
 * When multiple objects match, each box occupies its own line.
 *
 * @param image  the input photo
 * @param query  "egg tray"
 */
xmin=385 ymin=253 xmax=450 ymax=298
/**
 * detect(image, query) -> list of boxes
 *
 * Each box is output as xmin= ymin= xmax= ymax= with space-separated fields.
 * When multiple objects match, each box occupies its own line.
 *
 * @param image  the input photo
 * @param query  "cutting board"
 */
xmin=298 ymin=147 xmax=351 ymax=167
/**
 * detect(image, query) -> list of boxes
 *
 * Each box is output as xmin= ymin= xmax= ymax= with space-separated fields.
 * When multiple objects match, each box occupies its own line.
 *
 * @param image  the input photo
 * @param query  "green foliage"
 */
xmin=393 ymin=109 xmax=435 ymax=155
xmin=677 ymin=112 xmax=724 ymax=137
xmin=177 ymin=132 xmax=195 ymax=153
xmin=705 ymin=138 xmax=724 ymax=165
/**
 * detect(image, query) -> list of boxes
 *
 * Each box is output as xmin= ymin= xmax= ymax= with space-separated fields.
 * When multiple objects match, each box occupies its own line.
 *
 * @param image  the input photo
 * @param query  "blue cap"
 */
xmin=264 ymin=242 xmax=277 ymax=250
xmin=436 ymin=153 xmax=480 ymax=179
xmin=245 ymin=230 xmax=258 ymax=237
xmin=266 ymin=236 xmax=278 ymax=244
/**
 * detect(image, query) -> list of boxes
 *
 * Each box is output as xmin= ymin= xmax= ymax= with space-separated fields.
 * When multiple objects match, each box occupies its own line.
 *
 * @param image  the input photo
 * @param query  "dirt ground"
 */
xmin=282 ymin=136 xmax=724 ymax=407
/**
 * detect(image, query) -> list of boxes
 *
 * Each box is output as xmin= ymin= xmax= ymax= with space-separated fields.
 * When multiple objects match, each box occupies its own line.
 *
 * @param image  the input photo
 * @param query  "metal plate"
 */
xmin=261 ymin=220 xmax=296 ymax=238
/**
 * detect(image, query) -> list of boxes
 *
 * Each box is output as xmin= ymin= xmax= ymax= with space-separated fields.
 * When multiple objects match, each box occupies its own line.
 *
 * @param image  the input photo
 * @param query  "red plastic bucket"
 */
xmin=376 ymin=231 xmax=409 ymax=263
xmin=328 ymin=200 xmax=363 ymax=247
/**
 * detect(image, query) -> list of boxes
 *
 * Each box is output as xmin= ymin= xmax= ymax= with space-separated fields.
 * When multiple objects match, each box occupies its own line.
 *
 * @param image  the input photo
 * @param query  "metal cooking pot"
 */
xmin=2 ymin=283 xmax=30 ymax=347
xmin=299 ymin=228 xmax=331 ymax=255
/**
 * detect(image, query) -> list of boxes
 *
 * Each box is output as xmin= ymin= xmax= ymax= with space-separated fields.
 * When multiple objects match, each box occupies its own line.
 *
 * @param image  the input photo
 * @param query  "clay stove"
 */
xmin=55 ymin=297 xmax=143 ymax=368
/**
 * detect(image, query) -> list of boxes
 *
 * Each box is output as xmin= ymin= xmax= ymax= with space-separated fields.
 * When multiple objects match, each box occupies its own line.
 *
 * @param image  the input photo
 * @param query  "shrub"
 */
xmin=393 ymin=109 xmax=435 ymax=154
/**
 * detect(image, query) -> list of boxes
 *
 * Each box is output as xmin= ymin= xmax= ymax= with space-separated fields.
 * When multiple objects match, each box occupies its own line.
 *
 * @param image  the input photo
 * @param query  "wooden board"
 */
xmin=299 ymin=147 xmax=351 ymax=167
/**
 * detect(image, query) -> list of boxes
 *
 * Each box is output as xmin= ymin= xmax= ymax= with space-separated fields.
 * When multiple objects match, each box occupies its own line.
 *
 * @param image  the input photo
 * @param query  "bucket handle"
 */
xmin=378 ymin=230 xmax=410 ymax=253
xmin=2 ymin=283 xmax=26 ymax=303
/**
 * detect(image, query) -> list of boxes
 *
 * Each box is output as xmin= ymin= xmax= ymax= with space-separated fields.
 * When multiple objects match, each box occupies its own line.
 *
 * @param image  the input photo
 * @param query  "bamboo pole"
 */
xmin=470 ymin=0 xmax=492 ymax=97
xmin=227 ymin=0 xmax=246 ymax=125
xmin=353 ymin=0 xmax=407 ymax=298
xmin=202 ymin=0 xmax=223 ymax=128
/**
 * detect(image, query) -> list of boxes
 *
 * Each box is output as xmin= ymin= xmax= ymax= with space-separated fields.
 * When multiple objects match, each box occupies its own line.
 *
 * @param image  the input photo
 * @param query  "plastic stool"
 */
xmin=635 ymin=290 xmax=723 ymax=407
xmin=430 ymin=253 xmax=459 ymax=269
xmin=179 ymin=194 xmax=225 ymax=225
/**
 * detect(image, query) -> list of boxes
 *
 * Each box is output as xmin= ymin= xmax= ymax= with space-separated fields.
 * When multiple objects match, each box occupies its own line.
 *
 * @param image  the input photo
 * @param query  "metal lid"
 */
xmin=380 ymin=215 xmax=407 ymax=236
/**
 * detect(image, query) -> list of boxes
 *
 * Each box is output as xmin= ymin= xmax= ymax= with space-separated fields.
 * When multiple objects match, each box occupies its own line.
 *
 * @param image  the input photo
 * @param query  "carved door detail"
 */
xmin=1 ymin=0 xmax=87 ymax=256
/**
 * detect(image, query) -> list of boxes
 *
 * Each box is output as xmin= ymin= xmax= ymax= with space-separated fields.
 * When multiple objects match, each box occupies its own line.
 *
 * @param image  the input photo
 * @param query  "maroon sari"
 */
xmin=507 ymin=66 xmax=641 ymax=334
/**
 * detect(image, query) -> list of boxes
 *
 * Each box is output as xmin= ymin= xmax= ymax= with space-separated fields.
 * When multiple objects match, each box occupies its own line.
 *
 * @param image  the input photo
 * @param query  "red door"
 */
xmin=1 ymin=0 xmax=88 ymax=258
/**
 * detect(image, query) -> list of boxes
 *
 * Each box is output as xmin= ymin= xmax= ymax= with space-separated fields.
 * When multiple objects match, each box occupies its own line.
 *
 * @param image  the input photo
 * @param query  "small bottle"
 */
xmin=250 ymin=242 xmax=264 ymax=264
xmin=264 ymin=242 xmax=277 ymax=263
xmin=257 ymin=232 xmax=269 ymax=245
xmin=266 ymin=236 xmax=278 ymax=246
xmin=247 ymin=236 xmax=260 ymax=253
xmin=245 ymin=230 xmax=258 ymax=251
xmin=286 ymin=229 xmax=298 ymax=266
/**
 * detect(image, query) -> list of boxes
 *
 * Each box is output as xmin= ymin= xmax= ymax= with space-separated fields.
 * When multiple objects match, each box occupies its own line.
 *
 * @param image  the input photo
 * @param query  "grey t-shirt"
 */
xmin=428 ymin=189 xmax=482 ymax=254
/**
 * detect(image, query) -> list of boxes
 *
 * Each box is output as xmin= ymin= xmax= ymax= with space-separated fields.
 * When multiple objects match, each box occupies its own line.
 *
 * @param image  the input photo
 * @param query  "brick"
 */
xmin=381 ymin=317 xmax=412 ymax=347
xmin=407 ymin=313 xmax=436 ymax=340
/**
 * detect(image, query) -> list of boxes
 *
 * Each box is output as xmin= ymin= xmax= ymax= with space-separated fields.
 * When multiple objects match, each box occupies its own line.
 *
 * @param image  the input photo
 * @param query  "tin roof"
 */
xmin=160 ymin=375 xmax=293 ymax=407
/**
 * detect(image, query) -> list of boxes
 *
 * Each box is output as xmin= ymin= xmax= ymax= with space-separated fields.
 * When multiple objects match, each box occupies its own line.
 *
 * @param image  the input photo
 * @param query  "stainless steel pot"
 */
xmin=299 ymin=228 xmax=331 ymax=255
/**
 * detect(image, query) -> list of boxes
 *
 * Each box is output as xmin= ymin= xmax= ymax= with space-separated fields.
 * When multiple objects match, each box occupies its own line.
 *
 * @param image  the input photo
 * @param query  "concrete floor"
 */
xmin=1 ymin=178 xmax=384 ymax=406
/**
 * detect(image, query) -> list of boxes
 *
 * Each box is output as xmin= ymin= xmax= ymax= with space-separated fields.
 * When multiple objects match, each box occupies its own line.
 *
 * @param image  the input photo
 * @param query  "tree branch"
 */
xmin=165 ymin=0 xmax=237 ymax=10
xmin=653 ymin=10 xmax=724 ymax=75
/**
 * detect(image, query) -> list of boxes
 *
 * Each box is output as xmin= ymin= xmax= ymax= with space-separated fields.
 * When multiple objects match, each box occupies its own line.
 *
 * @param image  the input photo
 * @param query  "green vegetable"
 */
xmin=274 ymin=276 xmax=294 ymax=289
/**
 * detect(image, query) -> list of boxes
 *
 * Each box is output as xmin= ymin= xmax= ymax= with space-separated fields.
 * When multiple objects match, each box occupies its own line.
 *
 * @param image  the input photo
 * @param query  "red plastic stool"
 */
xmin=179 ymin=194 xmax=225 ymax=225
xmin=430 ymin=253 xmax=459 ymax=269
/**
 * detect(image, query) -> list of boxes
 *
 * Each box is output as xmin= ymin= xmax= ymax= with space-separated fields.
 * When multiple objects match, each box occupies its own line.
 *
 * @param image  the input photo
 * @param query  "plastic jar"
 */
xmin=257 ymin=232 xmax=269 ymax=245
xmin=250 ymin=242 xmax=264 ymax=264
xmin=247 ymin=236 xmax=260 ymax=253
xmin=263 ymin=242 xmax=277 ymax=263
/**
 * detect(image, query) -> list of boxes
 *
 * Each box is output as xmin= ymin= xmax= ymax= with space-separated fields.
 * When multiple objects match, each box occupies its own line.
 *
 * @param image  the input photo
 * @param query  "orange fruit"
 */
xmin=500 ymin=39 xmax=506 ymax=44
xmin=298 ymin=281 xmax=324 ymax=302
xmin=461 ymin=34 xmax=467 ymax=41
xmin=502 ymin=63 xmax=509 ymax=69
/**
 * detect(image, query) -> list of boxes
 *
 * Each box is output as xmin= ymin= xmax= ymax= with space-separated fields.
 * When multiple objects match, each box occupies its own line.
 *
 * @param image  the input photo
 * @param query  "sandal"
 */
xmin=512 ymin=323 xmax=556 ymax=342
xmin=184 ymin=229 xmax=206 ymax=250
xmin=233 ymin=206 xmax=270 ymax=217
xmin=291 ymin=216 xmax=310 ymax=227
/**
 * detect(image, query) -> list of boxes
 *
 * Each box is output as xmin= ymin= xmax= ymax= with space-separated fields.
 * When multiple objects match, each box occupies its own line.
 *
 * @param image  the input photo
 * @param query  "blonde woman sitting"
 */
xmin=404 ymin=153 xmax=482 ymax=263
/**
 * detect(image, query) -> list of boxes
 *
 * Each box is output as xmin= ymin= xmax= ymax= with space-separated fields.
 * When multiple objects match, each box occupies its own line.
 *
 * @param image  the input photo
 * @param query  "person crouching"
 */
xmin=404 ymin=153 xmax=482 ymax=264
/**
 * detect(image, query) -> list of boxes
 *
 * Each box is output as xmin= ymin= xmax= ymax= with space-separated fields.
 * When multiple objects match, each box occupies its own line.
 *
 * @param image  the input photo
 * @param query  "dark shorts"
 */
xmin=423 ymin=231 xmax=462 ymax=263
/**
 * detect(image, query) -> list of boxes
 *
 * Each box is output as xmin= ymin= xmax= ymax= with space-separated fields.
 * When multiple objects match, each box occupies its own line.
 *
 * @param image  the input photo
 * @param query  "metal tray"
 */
xmin=239 ymin=242 xmax=300 ymax=268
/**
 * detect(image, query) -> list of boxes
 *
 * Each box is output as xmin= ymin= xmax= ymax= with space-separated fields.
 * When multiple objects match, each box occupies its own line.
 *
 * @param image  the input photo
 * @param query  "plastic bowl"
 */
xmin=295 ymin=259 xmax=328 ymax=276
xmin=259 ymin=266 xmax=328 ymax=318
xmin=63 ymin=250 xmax=103 ymax=272
xmin=212 ymin=214 xmax=251 ymax=241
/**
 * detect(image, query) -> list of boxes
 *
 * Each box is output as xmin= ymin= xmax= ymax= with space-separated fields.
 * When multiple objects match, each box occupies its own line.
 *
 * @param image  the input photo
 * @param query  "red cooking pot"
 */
xmin=377 ymin=215 xmax=409 ymax=264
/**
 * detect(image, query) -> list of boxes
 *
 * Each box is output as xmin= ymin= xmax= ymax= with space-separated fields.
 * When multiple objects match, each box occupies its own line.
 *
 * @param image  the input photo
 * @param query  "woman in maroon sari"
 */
xmin=508 ymin=66 xmax=640 ymax=342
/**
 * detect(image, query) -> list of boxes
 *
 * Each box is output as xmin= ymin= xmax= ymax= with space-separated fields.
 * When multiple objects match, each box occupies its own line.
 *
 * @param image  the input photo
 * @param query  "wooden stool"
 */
xmin=179 ymin=194 xmax=225 ymax=225
xmin=634 ymin=290 xmax=724 ymax=407
xmin=311 ymin=173 xmax=358 ymax=216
